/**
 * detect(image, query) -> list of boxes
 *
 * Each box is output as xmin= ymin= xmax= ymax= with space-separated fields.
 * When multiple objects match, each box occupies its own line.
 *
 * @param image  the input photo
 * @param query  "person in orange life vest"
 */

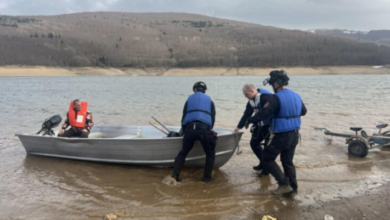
xmin=58 ymin=99 xmax=94 ymax=138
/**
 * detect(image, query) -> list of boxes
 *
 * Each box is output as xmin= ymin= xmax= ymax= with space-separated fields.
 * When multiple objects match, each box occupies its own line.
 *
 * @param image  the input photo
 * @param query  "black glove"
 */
xmin=244 ymin=120 xmax=251 ymax=129
xmin=245 ymin=116 xmax=260 ymax=129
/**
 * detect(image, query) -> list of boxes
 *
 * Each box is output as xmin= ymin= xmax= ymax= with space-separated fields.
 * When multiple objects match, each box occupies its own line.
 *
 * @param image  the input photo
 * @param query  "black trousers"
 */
xmin=172 ymin=122 xmax=217 ymax=180
xmin=250 ymin=125 xmax=270 ymax=167
xmin=263 ymin=130 xmax=299 ymax=192
xmin=58 ymin=128 xmax=89 ymax=138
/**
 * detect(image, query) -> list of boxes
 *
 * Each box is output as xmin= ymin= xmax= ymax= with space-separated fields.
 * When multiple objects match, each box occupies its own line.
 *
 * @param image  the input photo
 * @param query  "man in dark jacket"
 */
xmin=235 ymin=83 xmax=273 ymax=177
xmin=172 ymin=81 xmax=217 ymax=183
xmin=246 ymin=70 xmax=307 ymax=195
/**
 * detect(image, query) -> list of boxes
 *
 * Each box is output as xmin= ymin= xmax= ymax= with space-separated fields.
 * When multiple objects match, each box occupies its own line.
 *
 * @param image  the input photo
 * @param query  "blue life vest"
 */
xmin=271 ymin=88 xmax=302 ymax=133
xmin=182 ymin=92 xmax=212 ymax=127
xmin=258 ymin=88 xmax=272 ymax=95
xmin=249 ymin=88 xmax=272 ymax=126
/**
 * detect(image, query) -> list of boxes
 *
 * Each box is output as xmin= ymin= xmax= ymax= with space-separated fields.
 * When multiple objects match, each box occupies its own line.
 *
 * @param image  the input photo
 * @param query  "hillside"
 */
xmin=309 ymin=29 xmax=390 ymax=47
xmin=1 ymin=12 xmax=390 ymax=68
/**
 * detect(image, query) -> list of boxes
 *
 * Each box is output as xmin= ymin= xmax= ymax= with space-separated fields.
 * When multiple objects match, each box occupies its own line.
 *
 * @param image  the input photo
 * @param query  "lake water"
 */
xmin=1 ymin=75 xmax=390 ymax=219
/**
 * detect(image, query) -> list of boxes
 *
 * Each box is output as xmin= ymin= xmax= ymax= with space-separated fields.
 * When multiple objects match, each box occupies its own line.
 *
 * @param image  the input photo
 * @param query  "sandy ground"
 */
xmin=0 ymin=65 xmax=389 ymax=76
xmin=269 ymin=182 xmax=390 ymax=220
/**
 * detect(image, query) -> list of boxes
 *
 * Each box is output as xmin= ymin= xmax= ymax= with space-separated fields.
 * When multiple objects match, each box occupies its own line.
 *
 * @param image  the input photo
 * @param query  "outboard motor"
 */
xmin=167 ymin=131 xmax=180 ymax=137
xmin=37 ymin=115 xmax=62 ymax=136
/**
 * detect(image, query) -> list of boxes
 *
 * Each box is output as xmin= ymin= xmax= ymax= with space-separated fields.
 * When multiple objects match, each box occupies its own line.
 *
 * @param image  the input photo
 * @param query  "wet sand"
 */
xmin=0 ymin=65 xmax=389 ymax=76
xmin=275 ymin=182 xmax=390 ymax=220
xmin=1 ymin=75 xmax=390 ymax=219
xmin=3 ymin=139 xmax=389 ymax=220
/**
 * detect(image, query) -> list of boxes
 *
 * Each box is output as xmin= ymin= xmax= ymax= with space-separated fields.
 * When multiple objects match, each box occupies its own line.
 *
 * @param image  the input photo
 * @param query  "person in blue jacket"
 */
xmin=172 ymin=81 xmax=217 ymax=183
xmin=235 ymin=83 xmax=273 ymax=177
xmin=246 ymin=70 xmax=307 ymax=195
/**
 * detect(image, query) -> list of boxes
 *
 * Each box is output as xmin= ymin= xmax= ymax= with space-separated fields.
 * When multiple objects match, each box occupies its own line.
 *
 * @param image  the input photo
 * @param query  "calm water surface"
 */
xmin=1 ymin=75 xmax=390 ymax=219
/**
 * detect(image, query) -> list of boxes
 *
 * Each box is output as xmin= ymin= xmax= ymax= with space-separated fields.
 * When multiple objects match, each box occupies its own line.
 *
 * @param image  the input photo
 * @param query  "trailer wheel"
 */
xmin=348 ymin=140 xmax=368 ymax=157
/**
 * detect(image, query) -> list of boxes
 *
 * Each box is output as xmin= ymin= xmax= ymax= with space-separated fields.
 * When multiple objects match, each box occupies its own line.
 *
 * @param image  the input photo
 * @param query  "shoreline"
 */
xmin=0 ymin=65 xmax=389 ymax=76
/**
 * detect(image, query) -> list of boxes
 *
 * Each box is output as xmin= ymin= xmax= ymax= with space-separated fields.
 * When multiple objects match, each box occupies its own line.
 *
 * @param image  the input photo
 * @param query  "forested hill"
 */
xmin=1 ymin=12 xmax=390 ymax=68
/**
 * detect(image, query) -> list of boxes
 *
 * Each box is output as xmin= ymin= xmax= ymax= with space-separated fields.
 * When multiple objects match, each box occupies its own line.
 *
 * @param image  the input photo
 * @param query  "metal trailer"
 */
xmin=315 ymin=124 xmax=390 ymax=157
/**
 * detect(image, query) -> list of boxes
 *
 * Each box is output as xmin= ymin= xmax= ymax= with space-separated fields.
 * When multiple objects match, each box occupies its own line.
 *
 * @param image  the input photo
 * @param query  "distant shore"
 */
xmin=0 ymin=65 xmax=389 ymax=76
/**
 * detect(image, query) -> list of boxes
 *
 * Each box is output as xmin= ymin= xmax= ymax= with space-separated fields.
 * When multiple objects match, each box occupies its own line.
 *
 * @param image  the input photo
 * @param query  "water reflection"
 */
xmin=21 ymin=154 xmax=292 ymax=219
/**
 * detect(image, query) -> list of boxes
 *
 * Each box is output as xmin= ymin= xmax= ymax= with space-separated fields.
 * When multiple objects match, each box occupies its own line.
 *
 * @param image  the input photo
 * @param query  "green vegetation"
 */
xmin=171 ymin=20 xmax=224 ymax=28
xmin=0 ymin=16 xmax=39 ymax=24
xmin=0 ymin=16 xmax=39 ymax=28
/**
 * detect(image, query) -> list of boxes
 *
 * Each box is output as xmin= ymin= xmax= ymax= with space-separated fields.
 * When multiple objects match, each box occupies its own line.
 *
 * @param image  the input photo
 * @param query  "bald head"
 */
xmin=243 ymin=83 xmax=256 ymax=91
xmin=242 ymin=83 xmax=258 ymax=99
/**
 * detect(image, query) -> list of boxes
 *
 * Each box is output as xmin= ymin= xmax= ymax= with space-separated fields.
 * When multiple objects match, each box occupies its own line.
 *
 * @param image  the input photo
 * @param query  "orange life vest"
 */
xmin=68 ymin=101 xmax=88 ymax=128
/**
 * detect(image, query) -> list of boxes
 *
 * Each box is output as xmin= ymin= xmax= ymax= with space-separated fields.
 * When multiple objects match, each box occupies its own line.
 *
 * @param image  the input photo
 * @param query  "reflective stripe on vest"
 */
xmin=271 ymin=89 xmax=302 ymax=133
xmin=249 ymin=93 xmax=261 ymax=114
xmin=182 ymin=92 xmax=212 ymax=127
xmin=248 ymin=88 xmax=272 ymax=125
xmin=68 ymin=101 xmax=88 ymax=128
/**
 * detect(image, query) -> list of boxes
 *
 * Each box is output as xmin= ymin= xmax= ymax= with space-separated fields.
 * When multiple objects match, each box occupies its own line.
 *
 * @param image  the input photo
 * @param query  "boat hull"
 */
xmin=16 ymin=126 xmax=243 ymax=168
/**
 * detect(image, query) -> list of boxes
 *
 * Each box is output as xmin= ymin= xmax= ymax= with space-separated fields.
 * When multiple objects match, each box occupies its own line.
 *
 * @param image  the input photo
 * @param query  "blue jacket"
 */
xmin=271 ymin=88 xmax=302 ymax=133
xmin=182 ymin=92 xmax=212 ymax=127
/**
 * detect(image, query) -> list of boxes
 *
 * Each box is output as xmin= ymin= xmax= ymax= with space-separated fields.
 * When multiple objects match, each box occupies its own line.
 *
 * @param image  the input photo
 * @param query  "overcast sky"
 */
xmin=0 ymin=0 xmax=389 ymax=31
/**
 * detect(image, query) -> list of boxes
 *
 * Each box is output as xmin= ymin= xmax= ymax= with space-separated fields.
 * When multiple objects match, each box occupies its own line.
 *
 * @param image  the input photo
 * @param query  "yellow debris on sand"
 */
xmin=103 ymin=213 xmax=117 ymax=220
xmin=262 ymin=215 xmax=277 ymax=220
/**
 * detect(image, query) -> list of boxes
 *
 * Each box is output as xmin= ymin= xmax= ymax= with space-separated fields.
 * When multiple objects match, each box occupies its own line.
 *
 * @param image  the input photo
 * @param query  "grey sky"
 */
xmin=0 ymin=0 xmax=389 ymax=31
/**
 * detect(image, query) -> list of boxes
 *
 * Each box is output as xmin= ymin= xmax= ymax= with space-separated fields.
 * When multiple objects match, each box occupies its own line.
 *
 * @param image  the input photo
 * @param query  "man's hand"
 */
xmin=81 ymin=128 xmax=88 ymax=133
xmin=58 ymin=129 xmax=65 ymax=135
xmin=234 ymin=127 xmax=239 ymax=132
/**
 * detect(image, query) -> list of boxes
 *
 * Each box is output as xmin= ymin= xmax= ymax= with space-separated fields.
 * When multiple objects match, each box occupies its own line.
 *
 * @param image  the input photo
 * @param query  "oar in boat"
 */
xmin=149 ymin=121 xmax=168 ymax=135
xmin=151 ymin=116 xmax=180 ymax=137
xmin=151 ymin=116 xmax=171 ymax=133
